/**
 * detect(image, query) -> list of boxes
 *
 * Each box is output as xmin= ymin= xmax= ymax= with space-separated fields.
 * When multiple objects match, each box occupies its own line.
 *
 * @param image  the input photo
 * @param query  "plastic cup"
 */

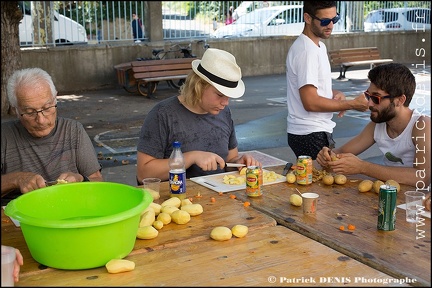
xmin=404 ymin=191 xmax=425 ymax=223
xmin=302 ymin=192 xmax=319 ymax=214
xmin=1 ymin=245 xmax=16 ymax=287
xmin=142 ymin=178 xmax=161 ymax=198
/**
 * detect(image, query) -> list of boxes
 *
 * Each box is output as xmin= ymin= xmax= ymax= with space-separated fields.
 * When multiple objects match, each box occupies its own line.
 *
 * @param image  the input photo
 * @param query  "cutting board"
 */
xmin=190 ymin=169 xmax=286 ymax=193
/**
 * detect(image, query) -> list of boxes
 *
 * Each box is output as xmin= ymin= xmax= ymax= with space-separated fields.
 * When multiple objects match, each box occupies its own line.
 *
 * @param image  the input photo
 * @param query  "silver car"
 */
xmin=364 ymin=7 xmax=431 ymax=32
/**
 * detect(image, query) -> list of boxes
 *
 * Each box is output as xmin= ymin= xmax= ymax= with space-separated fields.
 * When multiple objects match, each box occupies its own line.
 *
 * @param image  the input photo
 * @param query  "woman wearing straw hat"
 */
xmin=136 ymin=48 xmax=261 ymax=183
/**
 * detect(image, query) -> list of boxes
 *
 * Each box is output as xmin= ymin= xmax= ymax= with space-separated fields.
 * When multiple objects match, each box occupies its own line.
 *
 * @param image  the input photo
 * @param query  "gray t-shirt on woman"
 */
xmin=137 ymin=96 xmax=238 ymax=178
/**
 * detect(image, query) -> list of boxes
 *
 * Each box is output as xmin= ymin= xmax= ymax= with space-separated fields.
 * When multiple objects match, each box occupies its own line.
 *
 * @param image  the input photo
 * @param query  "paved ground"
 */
xmin=2 ymin=64 xmax=430 ymax=186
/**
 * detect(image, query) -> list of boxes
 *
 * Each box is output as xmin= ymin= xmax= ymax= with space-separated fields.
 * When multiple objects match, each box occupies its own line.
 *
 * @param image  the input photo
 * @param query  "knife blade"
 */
xmin=282 ymin=162 xmax=294 ymax=176
xmin=225 ymin=163 xmax=246 ymax=168
xmin=45 ymin=180 xmax=58 ymax=186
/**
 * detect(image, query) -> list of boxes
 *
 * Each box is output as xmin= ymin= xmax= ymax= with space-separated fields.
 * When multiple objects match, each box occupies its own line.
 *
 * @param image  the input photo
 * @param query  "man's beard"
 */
xmin=370 ymin=102 xmax=397 ymax=123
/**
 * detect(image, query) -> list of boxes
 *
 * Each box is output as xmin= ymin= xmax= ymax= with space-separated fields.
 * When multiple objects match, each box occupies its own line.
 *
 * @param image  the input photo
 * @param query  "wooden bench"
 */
xmin=328 ymin=47 xmax=393 ymax=80
xmin=114 ymin=57 xmax=196 ymax=97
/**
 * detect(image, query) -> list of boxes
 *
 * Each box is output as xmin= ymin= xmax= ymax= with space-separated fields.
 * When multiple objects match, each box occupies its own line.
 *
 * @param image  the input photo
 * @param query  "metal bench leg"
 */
xmin=336 ymin=66 xmax=346 ymax=80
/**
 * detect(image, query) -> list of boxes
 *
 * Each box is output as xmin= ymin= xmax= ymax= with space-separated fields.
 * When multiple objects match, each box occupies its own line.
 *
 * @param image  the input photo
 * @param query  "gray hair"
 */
xmin=7 ymin=67 xmax=58 ymax=108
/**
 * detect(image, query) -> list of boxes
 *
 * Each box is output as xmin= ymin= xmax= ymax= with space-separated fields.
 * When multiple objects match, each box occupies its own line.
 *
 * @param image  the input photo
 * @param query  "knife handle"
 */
xmin=282 ymin=162 xmax=293 ymax=176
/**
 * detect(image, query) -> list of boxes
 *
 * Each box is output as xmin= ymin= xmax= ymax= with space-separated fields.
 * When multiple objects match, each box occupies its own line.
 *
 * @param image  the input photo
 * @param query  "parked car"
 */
xmin=212 ymin=5 xmax=304 ymax=38
xmin=19 ymin=3 xmax=87 ymax=46
xmin=364 ymin=7 xmax=431 ymax=32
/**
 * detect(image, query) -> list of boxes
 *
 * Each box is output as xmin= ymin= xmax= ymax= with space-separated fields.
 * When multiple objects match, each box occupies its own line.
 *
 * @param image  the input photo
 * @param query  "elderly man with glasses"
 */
xmin=1 ymin=68 xmax=103 ymax=204
xmin=286 ymin=1 xmax=369 ymax=160
xmin=317 ymin=63 xmax=431 ymax=195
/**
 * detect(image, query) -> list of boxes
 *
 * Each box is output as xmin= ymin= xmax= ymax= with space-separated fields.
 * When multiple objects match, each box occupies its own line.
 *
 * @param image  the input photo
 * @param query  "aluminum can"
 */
xmin=296 ymin=155 xmax=313 ymax=185
xmin=246 ymin=166 xmax=263 ymax=197
xmin=377 ymin=184 xmax=397 ymax=231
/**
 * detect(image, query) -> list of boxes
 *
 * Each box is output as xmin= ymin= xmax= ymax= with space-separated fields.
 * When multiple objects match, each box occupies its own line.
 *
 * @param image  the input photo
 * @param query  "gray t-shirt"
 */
xmin=1 ymin=117 xmax=101 ymax=181
xmin=137 ymin=96 xmax=238 ymax=178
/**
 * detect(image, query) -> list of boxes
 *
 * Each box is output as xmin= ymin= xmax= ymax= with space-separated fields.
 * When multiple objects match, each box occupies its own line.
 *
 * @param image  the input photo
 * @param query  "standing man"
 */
xmin=286 ymin=1 xmax=368 ymax=160
xmin=132 ymin=13 xmax=144 ymax=43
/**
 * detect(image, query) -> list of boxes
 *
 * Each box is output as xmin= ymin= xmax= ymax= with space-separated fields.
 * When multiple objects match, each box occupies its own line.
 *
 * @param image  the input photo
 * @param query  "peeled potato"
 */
xmin=239 ymin=167 xmax=247 ymax=175
xmin=289 ymin=194 xmax=302 ymax=207
xmin=385 ymin=179 xmax=400 ymax=193
xmin=334 ymin=174 xmax=347 ymax=185
xmin=210 ymin=226 xmax=232 ymax=241
xmin=286 ymin=173 xmax=296 ymax=184
xmin=373 ymin=180 xmax=385 ymax=194
xmin=322 ymin=174 xmax=334 ymax=185
xmin=231 ymin=224 xmax=248 ymax=238
xmin=137 ymin=226 xmax=159 ymax=239
xmin=106 ymin=259 xmax=135 ymax=274
xmin=358 ymin=179 xmax=373 ymax=193
xmin=171 ymin=210 xmax=191 ymax=225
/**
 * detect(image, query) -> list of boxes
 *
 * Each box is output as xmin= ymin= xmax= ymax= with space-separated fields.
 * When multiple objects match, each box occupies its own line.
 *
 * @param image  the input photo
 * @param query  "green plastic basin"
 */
xmin=5 ymin=182 xmax=152 ymax=270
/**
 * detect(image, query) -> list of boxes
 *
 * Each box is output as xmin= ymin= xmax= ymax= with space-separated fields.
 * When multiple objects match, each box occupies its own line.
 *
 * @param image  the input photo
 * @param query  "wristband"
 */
xmin=81 ymin=175 xmax=90 ymax=182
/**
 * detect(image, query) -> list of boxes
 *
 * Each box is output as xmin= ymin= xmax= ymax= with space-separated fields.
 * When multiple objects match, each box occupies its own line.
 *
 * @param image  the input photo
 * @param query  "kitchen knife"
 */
xmin=45 ymin=180 xmax=58 ymax=186
xmin=282 ymin=162 xmax=294 ymax=176
xmin=225 ymin=163 xmax=246 ymax=168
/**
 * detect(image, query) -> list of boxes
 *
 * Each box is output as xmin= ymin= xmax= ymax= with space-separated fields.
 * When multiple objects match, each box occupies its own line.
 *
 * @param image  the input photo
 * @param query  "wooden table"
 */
xmin=232 ymin=166 xmax=431 ymax=287
xmin=2 ymin=181 xmax=403 ymax=287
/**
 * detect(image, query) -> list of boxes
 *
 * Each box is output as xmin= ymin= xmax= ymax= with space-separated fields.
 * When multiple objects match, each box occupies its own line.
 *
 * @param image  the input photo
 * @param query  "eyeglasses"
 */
xmin=309 ymin=13 xmax=340 ymax=26
xmin=364 ymin=91 xmax=394 ymax=105
xmin=20 ymin=105 xmax=58 ymax=119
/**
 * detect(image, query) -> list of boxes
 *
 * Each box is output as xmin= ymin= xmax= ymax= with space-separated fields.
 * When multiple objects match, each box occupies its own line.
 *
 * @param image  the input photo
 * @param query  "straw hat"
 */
xmin=192 ymin=48 xmax=245 ymax=98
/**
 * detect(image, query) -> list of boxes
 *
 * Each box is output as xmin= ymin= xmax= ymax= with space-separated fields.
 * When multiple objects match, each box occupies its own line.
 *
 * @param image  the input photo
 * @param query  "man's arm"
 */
xmin=299 ymin=85 xmax=368 ymax=113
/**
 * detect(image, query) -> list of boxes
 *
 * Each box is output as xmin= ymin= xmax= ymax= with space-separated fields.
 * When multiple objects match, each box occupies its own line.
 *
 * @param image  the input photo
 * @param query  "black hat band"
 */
xmin=197 ymin=64 xmax=238 ymax=88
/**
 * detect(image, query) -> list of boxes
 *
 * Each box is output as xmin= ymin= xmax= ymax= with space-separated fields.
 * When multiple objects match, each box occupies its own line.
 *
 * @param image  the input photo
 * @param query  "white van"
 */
xmin=19 ymin=4 xmax=87 ymax=46
xmin=364 ymin=7 xmax=431 ymax=32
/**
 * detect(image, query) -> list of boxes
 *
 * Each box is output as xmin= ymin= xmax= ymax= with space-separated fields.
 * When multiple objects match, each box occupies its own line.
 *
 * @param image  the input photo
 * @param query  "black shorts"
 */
xmin=287 ymin=132 xmax=335 ymax=160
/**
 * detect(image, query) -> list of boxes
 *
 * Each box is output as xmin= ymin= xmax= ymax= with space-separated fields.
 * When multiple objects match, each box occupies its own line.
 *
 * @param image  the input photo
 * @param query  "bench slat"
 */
xmin=135 ymin=69 xmax=191 ymax=79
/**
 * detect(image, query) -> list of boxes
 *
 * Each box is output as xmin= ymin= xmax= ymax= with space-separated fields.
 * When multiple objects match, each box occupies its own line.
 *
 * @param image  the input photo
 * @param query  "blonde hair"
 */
xmin=179 ymin=72 xmax=211 ymax=107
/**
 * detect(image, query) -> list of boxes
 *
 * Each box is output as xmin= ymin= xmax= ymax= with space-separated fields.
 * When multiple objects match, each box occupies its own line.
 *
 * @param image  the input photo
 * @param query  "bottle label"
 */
xmin=169 ymin=171 xmax=186 ymax=195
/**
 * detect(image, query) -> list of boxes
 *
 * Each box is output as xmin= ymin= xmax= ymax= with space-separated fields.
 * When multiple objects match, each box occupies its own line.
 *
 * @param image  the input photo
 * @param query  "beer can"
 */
xmin=246 ymin=166 xmax=263 ymax=197
xmin=296 ymin=155 xmax=313 ymax=185
xmin=377 ymin=184 xmax=397 ymax=231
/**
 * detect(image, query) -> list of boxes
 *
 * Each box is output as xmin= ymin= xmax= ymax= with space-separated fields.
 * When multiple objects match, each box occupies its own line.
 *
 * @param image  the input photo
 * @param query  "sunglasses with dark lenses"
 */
xmin=364 ymin=91 xmax=394 ymax=105
xmin=309 ymin=13 xmax=340 ymax=26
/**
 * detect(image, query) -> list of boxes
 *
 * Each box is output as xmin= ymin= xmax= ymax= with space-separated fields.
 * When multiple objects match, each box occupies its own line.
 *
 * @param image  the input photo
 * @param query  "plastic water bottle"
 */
xmin=168 ymin=141 xmax=186 ymax=199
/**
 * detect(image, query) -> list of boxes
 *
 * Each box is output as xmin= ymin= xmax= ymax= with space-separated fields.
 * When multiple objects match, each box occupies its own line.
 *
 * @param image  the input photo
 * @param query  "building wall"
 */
xmin=21 ymin=31 xmax=430 ymax=93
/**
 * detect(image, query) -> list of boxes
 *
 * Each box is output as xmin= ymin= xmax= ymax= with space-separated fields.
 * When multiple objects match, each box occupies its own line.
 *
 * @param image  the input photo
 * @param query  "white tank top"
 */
xmin=373 ymin=109 xmax=422 ymax=167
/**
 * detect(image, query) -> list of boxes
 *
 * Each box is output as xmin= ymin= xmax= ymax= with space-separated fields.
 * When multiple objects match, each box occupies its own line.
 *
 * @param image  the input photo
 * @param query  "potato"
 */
xmin=148 ymin=202 xmax=162 ymax=215
xmin=286 ymin=173 xmax=296 ymax=184
xmin=358 ymin=179 xmax=373 ymax=193
xmin=139 ymin=209 xmax=155 ymax=227
xmin=334 ymin=174 xmax=347 ymax=185
xmin=231 ymin=225 xmax=248 ymax=238
xmin=239 ymin=167 xmax=247 ymax=175
xmin=161 ymin=205 xmax=180 ymax=215
xmin=385 ymin=179 xmax=400 ymax=193
xmin=106 ymin=259 xmax=135 ymax=274
xmin=137 ymin=226 xmax=159 ymax=239
xmin=210 ymin=226 xmax=232 ymax=241
xmin=152 ymin=220 xmax=164 ymax=230
xmin=181 ymin=198 xmax=193 ymax=207
xmin=161 ymin=197 xmax=181 ymax=208
xmin=181 ymin=203 xmax=203 ymax=216
xmin=322 ymin=174 xmax=334 ymax=185
xmin=171 ymin=210 xmax=191 ymax=224
xmin=156 ymin=212 xmax=171 ymax=225
xmin=373 ymin=180 xmax=385 ymax=194
xmin=289 ymin=194 xmax=302 ymax=207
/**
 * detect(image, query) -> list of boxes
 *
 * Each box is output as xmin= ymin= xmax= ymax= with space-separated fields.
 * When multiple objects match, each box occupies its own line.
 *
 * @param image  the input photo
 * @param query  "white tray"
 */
xmin=190 ymin=169 xmax=286 ymax=193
